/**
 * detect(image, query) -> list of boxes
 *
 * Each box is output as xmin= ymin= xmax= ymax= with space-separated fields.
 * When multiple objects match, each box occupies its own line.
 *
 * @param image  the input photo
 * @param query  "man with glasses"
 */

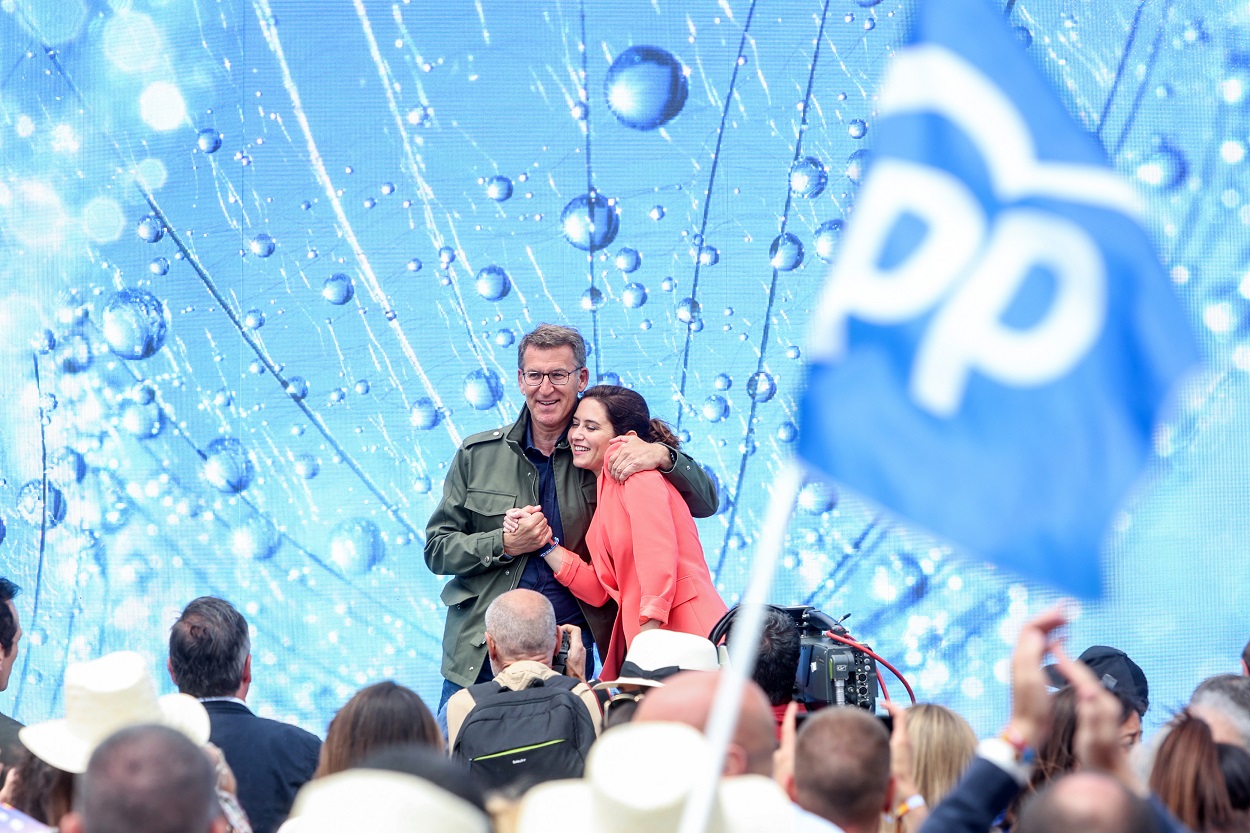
xmin=425 ymin=323 xmax=718 ymax=709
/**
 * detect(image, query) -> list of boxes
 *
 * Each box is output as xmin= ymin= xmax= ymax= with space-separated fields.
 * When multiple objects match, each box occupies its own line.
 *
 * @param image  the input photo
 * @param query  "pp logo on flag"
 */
xmin=809 ymin=45 xmax=1143 ymax=418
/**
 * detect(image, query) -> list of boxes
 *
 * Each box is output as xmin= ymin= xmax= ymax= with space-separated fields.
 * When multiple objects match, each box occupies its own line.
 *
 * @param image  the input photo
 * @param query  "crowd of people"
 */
xmin=0 ymin=579 xmax=1248 ymax=833
xmin=2 ymin=321 xmax=1247 ymax=833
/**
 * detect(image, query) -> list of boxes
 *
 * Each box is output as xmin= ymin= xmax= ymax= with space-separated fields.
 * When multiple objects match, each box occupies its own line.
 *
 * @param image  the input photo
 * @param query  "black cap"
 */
xmin=1045 ymin=645 xmax=1149 ymax=715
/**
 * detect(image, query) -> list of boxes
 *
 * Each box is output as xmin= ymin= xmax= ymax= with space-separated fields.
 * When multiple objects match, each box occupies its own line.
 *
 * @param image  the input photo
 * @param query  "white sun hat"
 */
xmin=287 ymin=769 xmax=491 ymax=833
xmin=19 ymin=650 xmax=211 ymax=773
xmin=593 ymin=629 xmax=720 ymax=691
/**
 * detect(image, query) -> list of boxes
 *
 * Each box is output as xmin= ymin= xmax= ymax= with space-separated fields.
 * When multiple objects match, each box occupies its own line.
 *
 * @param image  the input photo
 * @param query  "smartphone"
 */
xmin=0 ymin=805 xmax=55 ymax=832
xmin=552 ymin=630 xmax=571 ymax=675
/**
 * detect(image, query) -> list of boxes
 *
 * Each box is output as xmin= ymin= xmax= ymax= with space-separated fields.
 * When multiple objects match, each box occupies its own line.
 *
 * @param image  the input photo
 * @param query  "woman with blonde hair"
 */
xmin=883 ymin=702 xmax=978 ymax=833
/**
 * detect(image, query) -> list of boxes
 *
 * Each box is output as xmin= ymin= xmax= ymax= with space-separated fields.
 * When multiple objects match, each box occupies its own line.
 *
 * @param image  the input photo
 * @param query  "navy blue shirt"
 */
xmin=520 ymin=426 xmax=593 ymax=660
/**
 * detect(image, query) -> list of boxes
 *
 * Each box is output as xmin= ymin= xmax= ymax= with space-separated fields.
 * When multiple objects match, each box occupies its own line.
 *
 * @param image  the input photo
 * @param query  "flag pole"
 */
xmin=677 ymin=460 xmax=804 ymax=833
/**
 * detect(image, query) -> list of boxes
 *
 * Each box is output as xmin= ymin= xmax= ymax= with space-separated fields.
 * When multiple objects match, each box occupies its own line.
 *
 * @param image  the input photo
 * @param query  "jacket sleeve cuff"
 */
xmin=976 ymin=738 xmax=1034 ymax=786
xmin=639 ymin=595 xmax=671 ymax=624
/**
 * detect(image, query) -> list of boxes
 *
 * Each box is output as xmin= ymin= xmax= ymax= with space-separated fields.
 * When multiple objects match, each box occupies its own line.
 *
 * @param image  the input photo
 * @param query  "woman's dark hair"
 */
xmin=316 ymin=681 xmax=442 ymax=778
xmin=580 ymin=385 xmax=679 ymax=448
xmin=1219 ymin=743 xmax=1250 ymax=811
xmin=1150 ymin=710 xmax=1233 ymax=832
xmin=6 ymin=748 xmax=74 ymax=826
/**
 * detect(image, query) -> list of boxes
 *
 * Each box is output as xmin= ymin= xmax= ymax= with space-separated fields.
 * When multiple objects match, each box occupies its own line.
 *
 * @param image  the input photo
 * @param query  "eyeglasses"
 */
xmin=521 ymin=368 xmax=581 ymax=386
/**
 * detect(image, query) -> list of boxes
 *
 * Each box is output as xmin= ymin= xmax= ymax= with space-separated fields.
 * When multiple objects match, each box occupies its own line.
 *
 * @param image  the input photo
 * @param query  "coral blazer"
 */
xmin=553 ymin=448 xmax=728 ymax=680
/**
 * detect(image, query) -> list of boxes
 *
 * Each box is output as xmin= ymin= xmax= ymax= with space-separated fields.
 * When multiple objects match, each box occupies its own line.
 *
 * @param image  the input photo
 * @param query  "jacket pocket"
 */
xmin=672 ymin=574 xmax=698 ymax=607
xmin=463 ymin=489 xmax=515 ymax=522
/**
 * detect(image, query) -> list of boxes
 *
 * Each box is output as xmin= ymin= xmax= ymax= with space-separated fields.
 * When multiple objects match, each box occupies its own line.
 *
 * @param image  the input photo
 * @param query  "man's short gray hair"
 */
xmin=517 ymin=324 xmax=586 ymax=370
xmin=484 ymin=589 xmax=558 ymax=661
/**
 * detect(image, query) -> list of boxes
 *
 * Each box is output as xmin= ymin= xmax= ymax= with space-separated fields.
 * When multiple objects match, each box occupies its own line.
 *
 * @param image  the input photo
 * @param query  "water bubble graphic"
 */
xmin=650 ymin=205 xmax=666 ymax=220
xmin=464 ymin=368 xmax=504 ymax=410
xmin=848 ymin=119 xmax=868 ymax=139
xmin=714 ymin=373 xmax=733 ymax=391
xmin=136 ymin=214 xmax=164 ymax=243
xmin=778 ymin=421 xmax=798 ymax=443
xmin=789 ymin=157 xmax=828 ymax=198
xmin=323 ymin=273 xmax=355 ymax=305
xmin=203 ymin=438 xmax=256 ymax=494
xmin=354 ymin=380 xmax=371 ymax=395
xmin=407 ymin=258 xmax=423 ymax=272
xmin=614 ymin=247 xmax=641 ymax=273
xmin=581 ymin=287 xmax=604 ymax=311
xmin=197 ymin=127 xmax=222 ymax=153
xmin=485 ymin=175 xmax=513 ymax=201
xmin=410 ymin=397 xmax=441 ymax=430
xmin=813 ymin=219 xmax=845 ymax=262
xmin=702 ymin=395 xmax=729 ymax=422
xmin=32 ymin=329 xmax=55 ymax=354
xmin=855 ymin=0 xmax=882 ymax=6
xmin=495 ymin=328 xmax=515 ymax=347
xmin=622 ymin=282 xmax=648 ymax=309
xmin=797 ymin=480 xmax=837 ymax=514
xmin=231 ymin=514 xmax=281 ymax=560
xmin=122 ymin=400 xmax=165 ymax=439
xmin=747 ymin=371 xmax=777 ymax=402
xmin=328 ymin=518 xmax=385 ymax=574
xmin=285 ymin=376 xmax=309 ymax=401
xmin=294 ymin=454 xmax=320 ymax=479
xmin=560 ymin=193 xmax=620 ymax=252
xmin=661 ymin=277 xmax=677 ymax=292
xmin=17 ymin=480 xmax=67 ymax=527
xmin=55 ymin=334 xmax=93 ymax=374
xmin=475 ymin=265 xmax=512 ymax=301
xmin=769 ymin=233 xmax=804 ymax=271
xmin=243 ymin=309 xmax=266 ymax=330
xmin=846 ymin=149 xmax=872 ymax=184
xmin=604 ymin=45 xmax=689 ymax=130
xmin=414 ymin=474 xmax=432 ymax=494
xmin=786 ymin=345 xmax=802 ymax=360
xmin=1136 ymin=141 xmax=1188 ymax=190
xmin=438 ymin=246 xmax=457 ymax=267
xmin=697 ymin=245 xmax=720 ymax=266
xmin=249 ymin=233 xmax=276 ymax=257
xmin=102 ymin=288 xmax=171 ymax=360
xmin=149 ymin=257 xmax=169 ymax=275
xmin=676 ymin=297 xmax=701 ymax=324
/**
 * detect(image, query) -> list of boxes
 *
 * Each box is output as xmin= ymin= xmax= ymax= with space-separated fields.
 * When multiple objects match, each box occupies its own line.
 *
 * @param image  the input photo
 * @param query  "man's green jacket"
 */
xmin=424 ymin=407 xmax=719 ymax=687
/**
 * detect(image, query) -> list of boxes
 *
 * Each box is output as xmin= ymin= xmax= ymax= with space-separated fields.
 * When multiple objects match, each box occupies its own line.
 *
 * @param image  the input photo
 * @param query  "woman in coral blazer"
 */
xmin=504 ymin=385 xmax=728 ymax=681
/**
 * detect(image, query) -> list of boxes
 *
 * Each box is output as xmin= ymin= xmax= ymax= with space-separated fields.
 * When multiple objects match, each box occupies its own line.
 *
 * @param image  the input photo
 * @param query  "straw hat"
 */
xmin=593 ymin=630 xmax=720 ymax=691
xmin=287 ymin=769 xmax=491 ymax=833
xmin=19 ymin=651 xmax=211 ymax=773
xmin=515 ymin=721 xmax=794 ymax=833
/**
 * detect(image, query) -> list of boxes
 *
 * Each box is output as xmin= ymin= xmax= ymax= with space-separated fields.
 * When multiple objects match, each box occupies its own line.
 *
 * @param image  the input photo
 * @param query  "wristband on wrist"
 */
xmin=535 ymin=538 xmax=560 ymax=557
xmin=1000 ymin=726 xmax=1037 ymax=764
xmin=895 ymin=795 xmax=926 ymax=820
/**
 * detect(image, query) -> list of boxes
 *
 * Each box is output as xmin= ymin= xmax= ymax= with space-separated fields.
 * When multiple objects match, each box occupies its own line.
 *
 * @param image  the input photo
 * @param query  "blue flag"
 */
xmin=797 ymin=0 xmax=1200 ymax=598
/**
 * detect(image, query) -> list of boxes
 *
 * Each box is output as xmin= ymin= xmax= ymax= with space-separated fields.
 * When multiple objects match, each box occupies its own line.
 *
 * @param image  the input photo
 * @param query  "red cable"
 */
xmin=825 ymin=630 xmax=917 ymax=704
xmin=876 ymin=668 xmax=891 ymax=701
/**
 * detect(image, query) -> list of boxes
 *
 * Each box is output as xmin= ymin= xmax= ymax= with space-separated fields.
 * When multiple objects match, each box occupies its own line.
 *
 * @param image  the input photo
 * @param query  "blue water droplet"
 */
xmin=813 ymin=219 xmax=844 ymax=262
xmin=149 ymin=257 xmax=169 ymax=276
xmin=294 ymin=454 xmax=319 ymax=479
xmin=244 ymin=309 xmax=266 ymax=330
xmin=561 ymin=193 xmax=620 ymax=252
xmin=622 ymin=282 xmax=648 ymax=309
xmin=121 ymin=400 xmax=165 ymax=439
xmin=232 ymin=514 xmax=281 ymax=560
xmin=323 ymin=273 xmax=355 ymax=305
xmin=855 ymin=0 xmax=881 ymax=6
xmin=1136 ymin=140 xmax=1188 ymax=190
xmin=604 ymin=45 xmax=689 ymax=130
xmin=697 ymin=245 xmax=720 ymax=266
xmin=714 ymin=373 xmax=733 ymax=391
xmin=16 ymin=480 xmax=67 ymax=527
xmin=49 ymin=448 xmax=86 ymax=486
xmin=485 ymin=175 xmax=513 ymax=201
xmin=797 ymin=481 xmax=837 ymax=514
xmin=769 ymin=233 xmax=804 ymax=271
xmin=747 ymin=371 xmax=777 ymax=402
xmin=438 ymin=246 xmax=457 ymax=267
xmin=786 ymin=345 xmax=802 ymax=360
xmin=650 ymin=205 xmax=666 ymax=221
xmin=355 ymin=379 xmax=371 ymax=395
xmin=136 ymin=214 xmax=164 ymax=243
xmin=495 ymin=328 xmax=515 ymax=347
xmin=848 ymin=119 xmax=868 ymax=139
xmin=581 ymin=287 xmax=604 ymax=311
xmin=475 ymin=265 xmax=512 ymax=301
xmin=102 ymin=288 xmax=171 ymax=360
xmin=661 ymin=277 xmax=677 ymax=292
xmin=249 ymin=233 xmax=276 ymax=257
xmin=846 ymin=149 xmax=872 ymax=184
xmin=197 ymin=127 xmax=222 ymax=153
xmin=203 ymin=438 xmax=256 ymax=493
xmin=702 ymin=394 xmax=729 ymax=422
xmin=329 ymin=519 xmax=385 ymax=574
xmin=413 ymin=474 xmax=432 ymax=494
xmin=410 ymin=397 xmax=441 ymax=429
xmin=778 ymin=421 xmax=798 ymax=443
xmin=676 ymin=297 xmax=701 ymax=323
xmin=789 ymin=157 xmax=828 ymax=198
xmin=285 ymin=376 xmax=309 ymax=400
xmin=464 ymin=368 xmax=504 ymax=410
xmin=407 ymin=257 xmax=423 ymax=272
xmin=615 ymin=247 xmax=641 ymax=273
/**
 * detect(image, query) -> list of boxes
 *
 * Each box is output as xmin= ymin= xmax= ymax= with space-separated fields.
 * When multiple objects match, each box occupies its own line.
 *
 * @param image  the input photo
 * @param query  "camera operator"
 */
xmin=727 ymin=607 xmax=808 ymax=737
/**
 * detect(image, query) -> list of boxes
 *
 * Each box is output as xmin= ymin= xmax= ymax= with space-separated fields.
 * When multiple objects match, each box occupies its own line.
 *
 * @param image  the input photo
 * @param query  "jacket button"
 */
xmin=505 ymin=570 xmax=510 ymax=575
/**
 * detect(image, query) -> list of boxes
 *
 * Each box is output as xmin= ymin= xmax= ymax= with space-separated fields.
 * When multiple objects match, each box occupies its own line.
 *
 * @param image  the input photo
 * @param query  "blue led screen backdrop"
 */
xmin=0 ymin=0 xmax=1245 ymax=736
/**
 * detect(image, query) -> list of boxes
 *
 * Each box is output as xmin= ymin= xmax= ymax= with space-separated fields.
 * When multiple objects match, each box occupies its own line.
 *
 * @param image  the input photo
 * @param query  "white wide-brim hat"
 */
xmin=288 ymin=769 xmax=491 ymax=833
xmin=19 ymin=650 xmax=210 ymax=773
xmin=593 ymin=630 xmax=720 ymax=691
xmin=516 ymin=721 xmax=794 ymax=833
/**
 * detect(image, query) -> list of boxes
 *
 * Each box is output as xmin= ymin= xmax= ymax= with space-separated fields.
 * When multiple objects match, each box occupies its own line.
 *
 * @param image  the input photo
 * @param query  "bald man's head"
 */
xmin=1017 ymin=772 xmax=1159 ymax=833
xmin=484 ymin=589 xmax=558 ymax=671
xmin=791 ymin=706 xmax=891 ymax=833
xmin=633 ymin=671 xmax=776 ymax=777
